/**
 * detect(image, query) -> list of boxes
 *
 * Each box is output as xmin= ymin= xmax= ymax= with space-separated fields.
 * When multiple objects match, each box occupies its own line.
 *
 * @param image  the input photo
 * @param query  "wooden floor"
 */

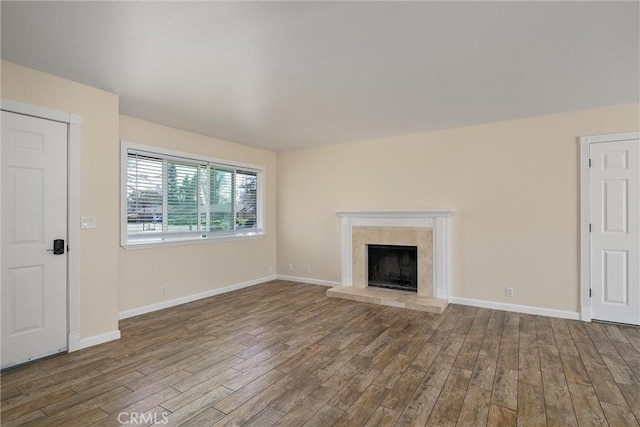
xmin=2 ymin=281 xmax=640 ymax=427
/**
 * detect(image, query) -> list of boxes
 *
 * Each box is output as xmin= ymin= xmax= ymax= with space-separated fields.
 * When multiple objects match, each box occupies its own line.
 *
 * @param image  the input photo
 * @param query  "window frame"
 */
xmin=120 ymin=140 xmax=265 ymax=250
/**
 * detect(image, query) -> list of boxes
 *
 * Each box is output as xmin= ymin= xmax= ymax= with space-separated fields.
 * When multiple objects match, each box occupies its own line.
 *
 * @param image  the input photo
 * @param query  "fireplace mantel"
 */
xmin=336 ymin=210 xmax=455 ymax=299
xmin=336 ymin=209 xmax=455 ymax=219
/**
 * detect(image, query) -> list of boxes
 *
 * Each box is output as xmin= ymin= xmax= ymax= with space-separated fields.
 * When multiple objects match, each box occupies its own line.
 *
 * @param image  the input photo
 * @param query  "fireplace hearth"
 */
xmin=368 ymin=244 xmax=418 ymax=292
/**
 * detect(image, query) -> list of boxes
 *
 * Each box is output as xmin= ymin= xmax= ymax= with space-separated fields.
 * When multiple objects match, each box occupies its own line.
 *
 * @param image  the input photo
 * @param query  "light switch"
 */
xmin=81 ymin=216 xmax=96 ymax=229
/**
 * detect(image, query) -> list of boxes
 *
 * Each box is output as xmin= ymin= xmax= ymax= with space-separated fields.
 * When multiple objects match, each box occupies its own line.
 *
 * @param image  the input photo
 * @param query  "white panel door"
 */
xmin=1 ymin=111 xmax=68 ymax=369
xmin=590 ymin=138 xmax=640 ymax=325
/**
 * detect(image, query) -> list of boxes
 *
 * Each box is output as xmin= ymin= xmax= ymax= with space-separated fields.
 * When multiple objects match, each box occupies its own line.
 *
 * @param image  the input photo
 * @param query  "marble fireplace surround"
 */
xmin=336 ymin=210 xmax=455 ymax=299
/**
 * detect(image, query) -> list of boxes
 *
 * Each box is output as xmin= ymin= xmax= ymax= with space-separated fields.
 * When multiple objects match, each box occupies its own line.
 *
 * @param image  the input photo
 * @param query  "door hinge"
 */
xmin=589 ymin=288 xmax=592 ymax=298
xmin=589 ymin=223 xmax=592 ymax=232
xmin=589 ymin=158 xmax=592 ymax=168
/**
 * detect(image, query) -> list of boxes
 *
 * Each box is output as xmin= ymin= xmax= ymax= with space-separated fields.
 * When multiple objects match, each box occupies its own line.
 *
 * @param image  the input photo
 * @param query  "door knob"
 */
xmin=46 ymin=239 xmax=65 ymax=255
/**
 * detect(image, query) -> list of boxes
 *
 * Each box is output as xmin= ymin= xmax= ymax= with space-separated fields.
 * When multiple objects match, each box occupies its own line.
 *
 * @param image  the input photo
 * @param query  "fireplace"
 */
xmin=328 ymin=210 xmax=454 ymax=313
xmin=368 ymin=244 xmax=418 ymax=292
xmin=336 ymin=210 xmax=455 ymax=298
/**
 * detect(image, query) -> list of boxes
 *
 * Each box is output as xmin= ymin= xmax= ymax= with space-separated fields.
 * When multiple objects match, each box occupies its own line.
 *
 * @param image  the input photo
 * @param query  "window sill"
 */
xmin=121 ymin=231 xmax=265 ymax=250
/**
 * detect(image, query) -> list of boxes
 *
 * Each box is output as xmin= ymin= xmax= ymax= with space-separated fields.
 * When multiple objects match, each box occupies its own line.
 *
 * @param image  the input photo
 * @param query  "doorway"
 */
xmin=1 ymin=100 xmax=82 ymax=369
xmin=580 ymin=131 xmax=640 ymax=325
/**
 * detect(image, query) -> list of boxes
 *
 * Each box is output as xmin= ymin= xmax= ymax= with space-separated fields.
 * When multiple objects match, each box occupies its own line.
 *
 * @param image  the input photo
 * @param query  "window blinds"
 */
xmin=126 ymin=149 xmax=261 ymax=241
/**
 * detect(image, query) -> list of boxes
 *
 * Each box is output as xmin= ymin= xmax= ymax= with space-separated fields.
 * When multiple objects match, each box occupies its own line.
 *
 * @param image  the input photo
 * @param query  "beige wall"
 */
xmin=119 ymin=116 xmax=277 ymax=312
xmin=1 ymin=60 xmax=120 ymax=338
xmin=3 ymin=59 xmax=638 ymax=328
xmin=276 ymin=104 xmax=640 ymax=313
xmin=1 ymin=61 xmax=277 ymax=338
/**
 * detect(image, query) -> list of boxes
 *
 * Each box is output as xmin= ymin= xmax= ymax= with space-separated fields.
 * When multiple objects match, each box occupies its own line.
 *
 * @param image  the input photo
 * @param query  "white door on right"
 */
xmin=590 ymin=138 xmax=640 ymax=325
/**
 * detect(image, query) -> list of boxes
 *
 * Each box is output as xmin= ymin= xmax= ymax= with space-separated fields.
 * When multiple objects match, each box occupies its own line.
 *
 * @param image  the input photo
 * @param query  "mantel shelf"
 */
xmin=336 ymin=209 xmax=456 ymax=218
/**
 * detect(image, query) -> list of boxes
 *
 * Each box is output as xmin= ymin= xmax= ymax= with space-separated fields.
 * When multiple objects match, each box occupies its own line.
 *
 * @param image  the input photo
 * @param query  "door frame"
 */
xmin=1 ymin=99 xmax=82 ymax=352
xmin=579 ymin=130 xmax=640 ymax=322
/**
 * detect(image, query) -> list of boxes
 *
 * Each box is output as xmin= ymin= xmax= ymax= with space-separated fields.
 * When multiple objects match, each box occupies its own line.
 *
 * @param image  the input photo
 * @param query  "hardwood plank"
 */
xmin=600 ymin=402 xmax=640 ymax=427
xmin=39 ymin=370 xmax=144 ymax=415
xmin=587 ymin=366 xmax=629 ymax=407
xmin=1 ymin=282 xmax=638 ymax=427
xmin=90 ymin=387 xmax=180 ymax=427
xmin=124 ymin=365 xmax=191 ymax=392
xmin=609 ymin=341 xmax=640 ymax=384
xmin=426 ymin=403 xmax=460 ymax=427
xmin=333 ymin=384 xmax=388 ymax=427
xmin=327 ymin=367 xmax=380 ymax=411
xmin=276 ymin=386 xmax=337 ymax=426
xmin=538 ymin=344 xmax=563 ymax=373
xmin=491 ymin=367 xmax=518 ymax=410
xmin=212 ymin=383 xmax=286 ymax=426
xmin=302 ymin=404 xmax=344 ymax=427
xmin=173 ymin=357 xmax=244 ymax=392
xmin=559 ymin=353 xmax=592 ymax=385
xmin=545 ymin=407 xmax=578 ymax=427
xmin=268 ymin=376 xmax=322 ymax=413
xmin=567 ymin=382 xmax=608 ymax=426
xmin=394 ymin=382 xmax=440 ymax=426
xmin=456 ymin=385 xmax=491 ymax=427
xmin=242 ymin=406 xmax=284 ymax=427
xmin=437 ymin=367 xmax=472 ymax=411
xmin=618 ymin=383 xmax=640 ymax=422
xmin=99 ymin=369 xmax=193 ymax=415
xmin=0 ymin=388 xmax=76 ymax=421
xmin=379 ymin=367 xmax=425 ymax=412
xmin=213 ymin=369 xmax=286 ymax=414
xmin=601 ymin=324 xmax=631 ymax=343
xmin=0 ymin=409 xmax=46 ymax=427
xmin=422 ymin=353 xmax=456 ymax=389
xmin=28 ymin=387 xmax=128 ymax=427
xmin=160 ymin=386 xmax=233 ymax=416
xmin=454 ymin=340 xmax=481 ymax=371
xmin=517 ymin=381 xmax=546 ymax=427
xmin=554 ymin=333 xmax=580 ymax=356
xmin=164 ymin=387 xmax=234 ymax=426
xmin=364 ymin=406 xmax=401 ymax=426
xmin=321 ymin=356 xmax=370 ymax=391
xmin=158 ymin=372 xmax=237 ymax=413
xmin=184 ymin=407 xmax=226 ymax=426
xmin=372 ymin=353 xmax=412 ymax=389
xmin=486 ymin=404 xmax=517 ymax=427
xmin=540 ymin=363 xmax=574 ymax=413
xmin=410 ymin=343 xmax=441 ymax=372
xmin=470 ymin=355 xmax=497 ymax=391
xmin=534 ymin=316 xmax=556 ymax=347
xmin=518 ymin=343 xmax=542 ymax=386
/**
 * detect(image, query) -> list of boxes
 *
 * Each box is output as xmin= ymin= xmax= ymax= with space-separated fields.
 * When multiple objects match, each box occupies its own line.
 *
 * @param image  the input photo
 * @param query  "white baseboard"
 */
xmin=118 ymin=275 xmax=276 ymax=320
xmin=449 ymin=297 xmax=580 ymax=320
xmin=276 ymin=274 xmax=341 ymax=287
xmin=69 ymin=330 xmax=121 ymax=352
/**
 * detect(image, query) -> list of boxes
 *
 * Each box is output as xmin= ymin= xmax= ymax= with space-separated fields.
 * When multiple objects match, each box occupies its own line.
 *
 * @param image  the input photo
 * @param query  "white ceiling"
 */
xmin=2 ymin=2 xmax=638 ymax=151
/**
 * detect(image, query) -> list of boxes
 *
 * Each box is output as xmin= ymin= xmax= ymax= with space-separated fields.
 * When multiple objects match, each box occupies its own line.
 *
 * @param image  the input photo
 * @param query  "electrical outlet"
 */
xmin=505 ymin=287 xmax=514 ymax=297
xmin=161 ymin=285 xmax=168 ymax=295
xmin=305 ymin=265 xmax=311 ymax=274
xmin=268 ymin=266 xmax=274 ymax=274
xmin=288 ymin=263 xmax=293 ymax=271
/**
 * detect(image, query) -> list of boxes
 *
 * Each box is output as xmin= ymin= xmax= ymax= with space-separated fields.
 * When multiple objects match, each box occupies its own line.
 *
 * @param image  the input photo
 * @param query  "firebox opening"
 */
xmin=367 ymin=244 xmax=418 ymax=292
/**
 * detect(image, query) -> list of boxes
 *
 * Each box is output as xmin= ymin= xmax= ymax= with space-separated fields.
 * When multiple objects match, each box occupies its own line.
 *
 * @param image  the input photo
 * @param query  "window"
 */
xmin=122 ymin=141 xmax=264 ymax=248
